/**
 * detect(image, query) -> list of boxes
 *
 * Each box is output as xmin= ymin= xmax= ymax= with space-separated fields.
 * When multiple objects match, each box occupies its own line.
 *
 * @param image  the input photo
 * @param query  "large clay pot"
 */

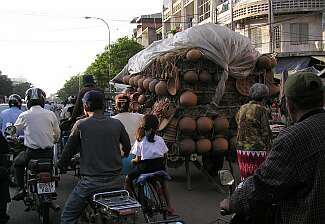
xmin=167 ymin=77 xmax=180 ymax=96
xmin=143 ymin=77 xmax=153 ymax=90
xmin=183 ymin=71 xmax=198 ymax=84
xmin=186 ymin=49 xmax=202 ymax=61
xmin=155 ymin=81 xmax=169 ymax=96
xmin=199 ymin=70 xmax=212 ymax=82
xmin=149 ymin=79 xmax=159 ymax=93
xmin=138 ymin=94 xmax=146 ymax=105
xmin=133 ymin=75 xmax=142 ymax=87
xmin=197 ymin=117 xmax=213 ymax=134
xmin=129 ymin=76 xmax=136 ymax=86
xmin=137 ymin=87 xmax=144 ymax=94
xmin=137 ymin=77 xmax=145 ymax=89
xmin=255 ymin=55 xmax=272 ymax=71
xmin=180 ymin=91 xmax=197 ymax=107
xmin=123 ymin=75 xmax=131 ymax=85
xmin=179 ymin=139 xmax=196 ymax=155
xmin=178 ymin=117 xmax=196 ymax=134
xmin=214 ymin=117 xmax=229 ymax=133
xmin=196 ymin=139 xmax=212 ymax=153
xmin=212 ymin=138 xmax=229 ymax=153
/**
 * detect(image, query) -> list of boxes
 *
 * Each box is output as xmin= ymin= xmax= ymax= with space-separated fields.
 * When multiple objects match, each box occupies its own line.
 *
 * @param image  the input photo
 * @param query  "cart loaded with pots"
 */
xmin=112 ymin=24 xmax=279 ymax=190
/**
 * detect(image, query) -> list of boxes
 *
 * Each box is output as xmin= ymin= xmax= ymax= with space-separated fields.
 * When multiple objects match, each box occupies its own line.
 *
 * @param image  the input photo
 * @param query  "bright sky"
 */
xmin=0 ymin=0 xmax=161 ymax=95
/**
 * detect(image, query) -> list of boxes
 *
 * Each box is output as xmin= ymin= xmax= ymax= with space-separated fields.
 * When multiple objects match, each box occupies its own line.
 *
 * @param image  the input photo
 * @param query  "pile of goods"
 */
xmin=122 ymin=48 xmax=250 ymax=167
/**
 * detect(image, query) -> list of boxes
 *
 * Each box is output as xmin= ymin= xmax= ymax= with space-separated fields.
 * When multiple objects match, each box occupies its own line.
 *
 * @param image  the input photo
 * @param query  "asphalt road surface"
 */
xmin=8 ymin=161 xmax=239 ymax=224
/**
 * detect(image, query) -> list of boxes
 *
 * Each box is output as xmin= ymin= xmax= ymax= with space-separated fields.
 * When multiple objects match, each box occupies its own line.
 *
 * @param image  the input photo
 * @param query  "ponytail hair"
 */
xmin=135 ymin=114 xmax=159 ymax=143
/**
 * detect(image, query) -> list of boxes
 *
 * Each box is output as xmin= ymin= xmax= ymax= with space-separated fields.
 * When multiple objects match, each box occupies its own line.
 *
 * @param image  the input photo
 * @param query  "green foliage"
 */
xmin=0 ymin=75 xmax=13 ymax=96
xmin=85 ymin=36 xmax=143 ymax=88
xmin=12 ymin=82 xmax=33 ymax=97
xmin=56 ymin=75 xmax=80 ymax=100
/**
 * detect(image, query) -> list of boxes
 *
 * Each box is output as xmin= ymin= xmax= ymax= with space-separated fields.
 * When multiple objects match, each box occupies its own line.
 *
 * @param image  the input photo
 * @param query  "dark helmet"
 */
xmin=8 ymin=94 xmax=22 ymax=108
xmin=25 ymin=88 xmax=46 ymax=109
xmin=68 ymin=95 xmax=76 ymax=104
xmin=82 ymin=90 xmax=104 ymax=112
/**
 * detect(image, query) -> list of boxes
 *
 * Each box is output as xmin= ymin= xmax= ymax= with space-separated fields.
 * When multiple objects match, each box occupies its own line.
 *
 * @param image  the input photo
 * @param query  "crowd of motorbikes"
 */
xmin=3 ymin=118 xmax=241 ymax=224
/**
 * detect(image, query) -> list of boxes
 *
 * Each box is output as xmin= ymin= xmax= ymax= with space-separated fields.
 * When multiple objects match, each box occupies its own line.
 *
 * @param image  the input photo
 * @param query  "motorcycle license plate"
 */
xmin=37 ymin=182 xmax=55 ymax=194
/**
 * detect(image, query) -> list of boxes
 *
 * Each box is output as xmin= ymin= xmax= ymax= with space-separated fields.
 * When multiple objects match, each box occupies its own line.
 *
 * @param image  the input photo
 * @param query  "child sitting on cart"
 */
xmin=125 ymin=114 xmax=174 ymax=214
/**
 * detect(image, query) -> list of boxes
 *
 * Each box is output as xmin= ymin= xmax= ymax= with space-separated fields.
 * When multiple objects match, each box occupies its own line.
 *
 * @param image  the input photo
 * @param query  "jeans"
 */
xmin=61 ymin=175 xmax=123 ymax=224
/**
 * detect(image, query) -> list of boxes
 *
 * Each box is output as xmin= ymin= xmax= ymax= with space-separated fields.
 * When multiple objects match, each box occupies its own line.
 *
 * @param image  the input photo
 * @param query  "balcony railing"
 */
xmin=184 ymin=0 xmax=194 ymax=7
xmin=173 ymin=0 xmax=182 ymax=14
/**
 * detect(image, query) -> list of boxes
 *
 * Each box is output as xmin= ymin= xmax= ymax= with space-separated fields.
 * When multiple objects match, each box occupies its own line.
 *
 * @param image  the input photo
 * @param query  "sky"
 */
xmin=0 ymin=0 xmax=162 ymax=95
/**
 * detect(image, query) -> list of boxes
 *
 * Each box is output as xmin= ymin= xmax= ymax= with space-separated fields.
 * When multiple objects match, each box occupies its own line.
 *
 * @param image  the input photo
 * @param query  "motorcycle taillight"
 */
xmin=38 ymin=172 xmax=51 ymax=183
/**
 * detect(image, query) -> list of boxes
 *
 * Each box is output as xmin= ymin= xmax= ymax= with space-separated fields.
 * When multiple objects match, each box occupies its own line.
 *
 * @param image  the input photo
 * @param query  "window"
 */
xmin=199 ymin=0 xmax=211 ymax=22
xmin=250 ymin=27 xmax=262 ymax=48
xmin=290 ymin=23 xmax=308 ymax=45
xmin=274 ymin=26 xmax=281 ymax=49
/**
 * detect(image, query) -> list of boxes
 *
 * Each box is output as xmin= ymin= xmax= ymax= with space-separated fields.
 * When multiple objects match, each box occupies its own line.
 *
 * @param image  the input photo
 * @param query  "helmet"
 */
xmin=8 ymin=94 xmax=22 ymax=108
xmin=68 ymin=95 xmax=76 ymax=104
xmin=25 ymin=88 xmax=46 ymax=109
xmin=115 ymin=94 xmax=130 ymax=113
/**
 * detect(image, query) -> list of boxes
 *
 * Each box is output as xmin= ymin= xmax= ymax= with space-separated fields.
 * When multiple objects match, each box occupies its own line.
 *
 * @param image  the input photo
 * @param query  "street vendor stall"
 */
xmin=112 ymin=23 xmax=279 ymax=190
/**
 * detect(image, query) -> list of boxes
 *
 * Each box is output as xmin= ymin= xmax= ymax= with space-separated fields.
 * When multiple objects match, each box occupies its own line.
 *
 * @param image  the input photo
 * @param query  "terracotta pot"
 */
xmin=196 ymin=139 xmax=212 ymax=153
xmin=155 ymin=81 xmax=169 ymax=96
xmin=130 ymin=92 xmax=139 ymax=101
xmin=180 ymin=91 xmax=198 ymax=107
xmin=149 ymin=79 xmax=159 ymax=93
xmin=167 ymin=77 xmax=180 ymax=96
xmin=183 ymin=71 xmax=198 ymax=84
xmin=199 ymin=70 xmax=212 ymax=82
xmin=138 ymin=94 xmax=146 ymax=105
xmin=179 ymin=139 xmax=196 ymax=155
xmin=133 ymin=75 xmax=142 ymax=87
xmin=137 ymin=87 xmax=144 ymax=94
xmin=123 ymin=75 xmax=131 ymax=85
xmin=178 ymin=117 xmax=196 ymax=134
xmin=143 ymin=77 xmax=153 ymax=90
xmin=164 ymin=52 xmax=175 ymax=62
xmin=197 ymin=117 xmax=213 ymax=134
xmin=129 ymin=76 xmax=135 ymax=86
xmin=212 ymin=138 xmax=229 ymax=153
xmin=213 ymin=117 xmax=229 ymax=133
xmin=186 ymin=49 xmax=202 ymax=61
xmin=137 ymin=77 xmax=145 ymax=89
xmin=255 ymin=55 xmax=272 ymax=71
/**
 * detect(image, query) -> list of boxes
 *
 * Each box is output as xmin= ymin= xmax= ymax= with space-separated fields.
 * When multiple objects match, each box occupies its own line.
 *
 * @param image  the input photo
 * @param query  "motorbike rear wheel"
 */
xmin=39 ymin=203 xmax=50 ymax=224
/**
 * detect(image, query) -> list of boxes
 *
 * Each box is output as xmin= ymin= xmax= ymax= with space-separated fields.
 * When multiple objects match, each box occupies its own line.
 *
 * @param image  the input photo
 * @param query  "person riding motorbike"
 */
xmin=0 ymin=132 xmax=10 ymax=224
xmin=0 ymin=94 xmax=23 ymax=135
xmin=12 ymin=88 xmax=60 ymax=200
xmin=60 ymin=96 xmax=76 ymax=120
xmin=57 ymin=90 xmax=131 ymax=224
xmin=70 ymin=75 xmax=103 ymax=123
xmin=220 ymin=72 xmax=325 ymax=223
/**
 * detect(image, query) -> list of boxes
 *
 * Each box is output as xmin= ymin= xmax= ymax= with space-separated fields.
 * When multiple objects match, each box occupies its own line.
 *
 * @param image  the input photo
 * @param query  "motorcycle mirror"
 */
xmin=4 ymin=125 xmax=16 ymax=137
xmin=218 ymin=170 xmax=234 ymax=186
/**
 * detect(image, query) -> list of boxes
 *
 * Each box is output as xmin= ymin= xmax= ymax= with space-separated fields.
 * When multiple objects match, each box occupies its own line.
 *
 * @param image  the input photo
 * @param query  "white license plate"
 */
xmin=37 ymin=182 xmax=55 ymax=194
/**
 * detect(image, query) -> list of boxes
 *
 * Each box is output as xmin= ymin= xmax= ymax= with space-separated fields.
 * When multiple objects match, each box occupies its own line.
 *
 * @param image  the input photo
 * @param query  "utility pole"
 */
xmin=268 ymin=0 xmax=274 ymax=53
xmin=230 ymin=0 xmax=234 ymax=30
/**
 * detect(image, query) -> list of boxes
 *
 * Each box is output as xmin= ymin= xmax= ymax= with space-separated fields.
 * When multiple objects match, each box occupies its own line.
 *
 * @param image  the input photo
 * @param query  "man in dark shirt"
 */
xmin=220 ymin=72 xmax=325 ymax=223
xmin=70 ymin=75 xmax=103 ymax=123
xmin=58 ymin=90 xmax=131 ymax=224
xmin=0 ymin=132 xmax=10 ymax=223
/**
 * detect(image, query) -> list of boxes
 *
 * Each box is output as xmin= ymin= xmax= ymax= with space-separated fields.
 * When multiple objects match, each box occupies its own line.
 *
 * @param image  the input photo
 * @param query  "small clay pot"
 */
xmin=213 ymin=117 xmax=229 ymax=133
xmin=138 ymin=94 xmax=146 ymax=105
xmin=137 ymin=87 xmax=144 ymax=94
xmin=123 ymin=75 xmax=131 ymax=85
xmin=137 ymin=77 xmax=145 ymax=89
xmin=199 ymin=70 xmax=212 ymax=82
xmin=167 ymin=77 xmax=180 ymax=96
xmin=183 ymin=71 xmax=198 ymax=84
xmin=255 ymin=55 xmax=272 ymax=71
xmin=212 ymin=138 xmax=229 ymax=153
xmin=129 ymin=76 xmax=135 ymax=86
xmin=133 ymin=75 xmax=142 ymax=87
xmin=186 ymin=49 xmax=202 ymax=61
xmin=178 ymin=117 xmax=196 ymax=134
xmin=197 ymin=117 xmax=213 ymax=134
xmin=180 ymin=91 xmax=198 ymax=107
xmin=143 ymin=77 xmax=153 ymax=90
xmin=179 ymin=139 xmax=196 ymax=155
xmin=155 ymin=81 xmax=169 ymax=96
xmin=149 ymin=79 xmax=159 ymax=93
xmin=196 ymin=139 xmax=212 ymax=153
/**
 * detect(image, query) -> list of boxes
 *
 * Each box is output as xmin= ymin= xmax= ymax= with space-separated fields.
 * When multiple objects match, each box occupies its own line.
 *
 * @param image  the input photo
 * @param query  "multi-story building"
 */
xmin=131 ymin=13 xmax=162 ymax=47
xmin=162 ymin=0 xmax=325 ymax=70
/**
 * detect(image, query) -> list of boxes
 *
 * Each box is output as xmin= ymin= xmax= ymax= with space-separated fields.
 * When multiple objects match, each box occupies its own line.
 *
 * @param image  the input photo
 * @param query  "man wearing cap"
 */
xmin=220 ymin=72 xmax=325 ymax=223
xmin=58 ymin=90 xmax=131 ymax=224
xmin=70 ymin=75 xmax=103 ymax=123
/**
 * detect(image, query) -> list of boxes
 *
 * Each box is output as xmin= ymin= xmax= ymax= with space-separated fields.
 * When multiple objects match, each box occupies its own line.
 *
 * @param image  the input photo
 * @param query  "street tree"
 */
xmin=12 ymin=82 xmax=33 ymax=97
xmin=0 ymin=75 xmax=13 ymax=96
xmin=56 ymin=75 xmax=80 ymax=101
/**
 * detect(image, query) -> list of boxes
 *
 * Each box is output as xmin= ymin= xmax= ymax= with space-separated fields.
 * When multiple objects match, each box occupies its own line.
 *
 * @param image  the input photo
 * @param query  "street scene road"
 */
xmin=8 ymin=162 xmax=238 ymax=224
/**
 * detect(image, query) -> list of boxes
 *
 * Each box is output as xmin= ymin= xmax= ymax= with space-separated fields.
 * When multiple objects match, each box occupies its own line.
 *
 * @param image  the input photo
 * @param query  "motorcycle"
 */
xmin=5 ymin=125 xmax=60 ymax=224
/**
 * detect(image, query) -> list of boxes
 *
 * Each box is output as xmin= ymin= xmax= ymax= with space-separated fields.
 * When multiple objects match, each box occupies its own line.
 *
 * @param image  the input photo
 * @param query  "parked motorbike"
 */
xmin=5 ymin=125 xmax=60 ymax=224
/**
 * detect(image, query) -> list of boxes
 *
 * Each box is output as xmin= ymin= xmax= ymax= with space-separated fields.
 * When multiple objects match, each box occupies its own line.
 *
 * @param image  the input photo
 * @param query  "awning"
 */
xmin=312 ymin=56 xmax=325 ymax=63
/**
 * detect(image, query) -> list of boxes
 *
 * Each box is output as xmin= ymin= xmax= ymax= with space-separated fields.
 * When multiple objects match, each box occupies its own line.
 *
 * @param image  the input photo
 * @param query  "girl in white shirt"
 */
xmin=125 ymin=114 xmax=174 ymax=214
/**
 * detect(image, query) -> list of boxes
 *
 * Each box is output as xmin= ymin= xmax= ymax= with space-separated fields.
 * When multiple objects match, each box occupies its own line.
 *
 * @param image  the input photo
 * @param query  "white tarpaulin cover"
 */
xmin=112 ymin=23 xmax=259 ymax=83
